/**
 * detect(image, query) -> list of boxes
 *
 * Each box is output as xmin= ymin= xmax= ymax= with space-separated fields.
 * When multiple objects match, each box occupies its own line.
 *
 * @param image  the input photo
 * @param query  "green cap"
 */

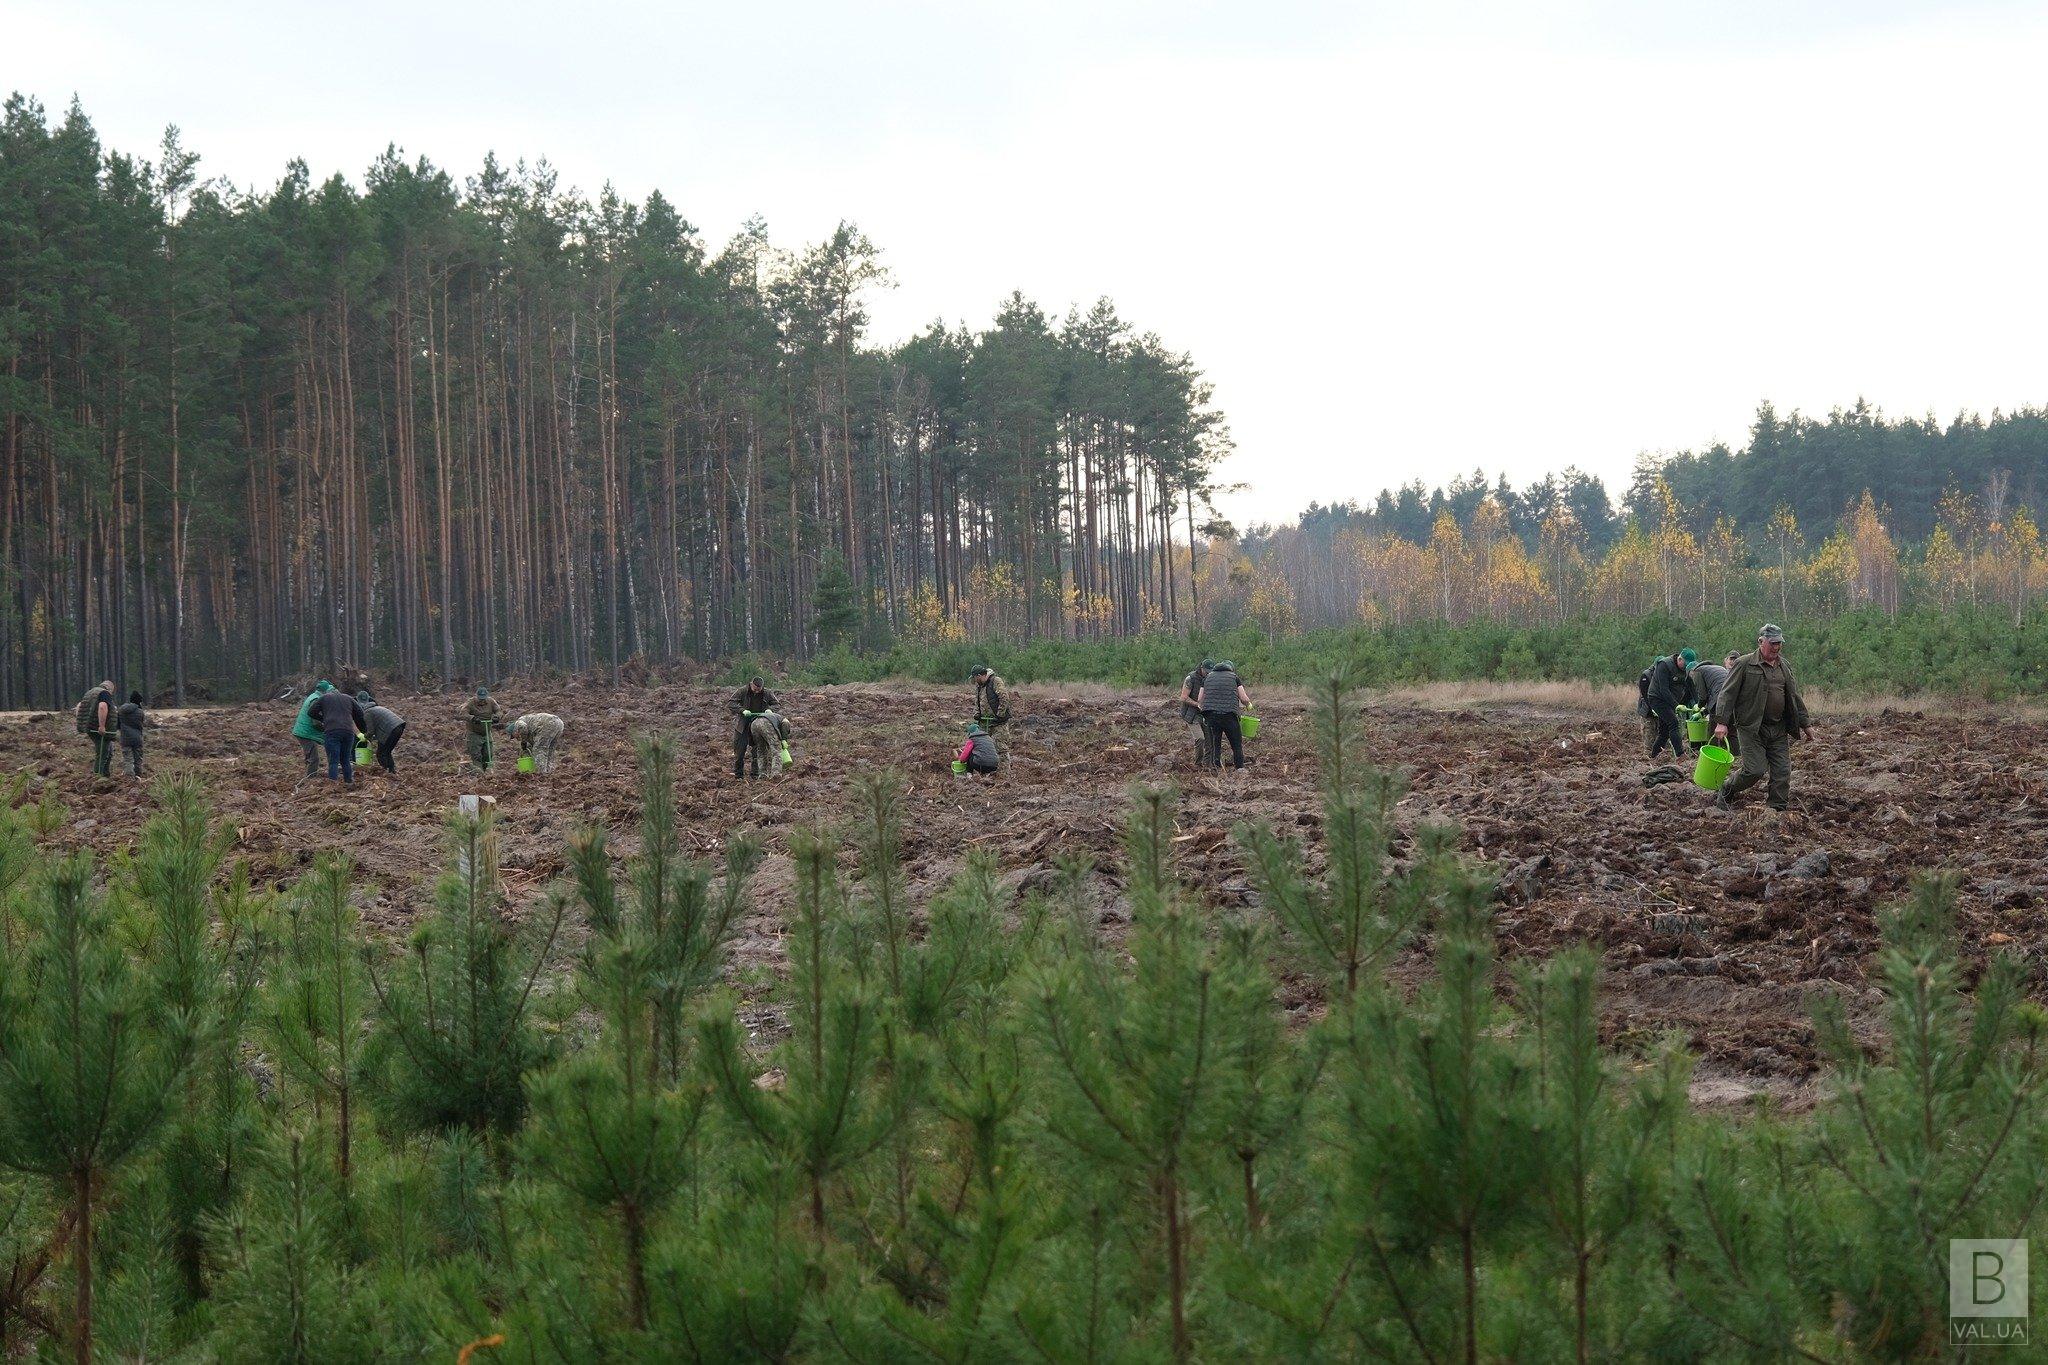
xmin=1215 ymin=660 xmax=1236 ymax=673
xmin=965 ymin=721 xmax=982 ymax=734
xmin=314 ymin=680 xmax=332 ymax=693
xmin=1679 ymin=648 xmax=1697 ymax=665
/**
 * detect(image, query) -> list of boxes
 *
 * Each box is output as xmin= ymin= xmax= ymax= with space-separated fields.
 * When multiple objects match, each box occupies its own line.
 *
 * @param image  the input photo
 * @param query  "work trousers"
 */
xmin=1646 ymin=701 xmax=1687 ymax=760
xmin=376 ymin=722 xmax=406 ymax=773
xmin=1204 ymin=711 xmax=1244 ymax=769
xmin=322 ymin=731 xmax=357 ymax=783
xmin=1721 ymin=723 xmax=1791 ymax=809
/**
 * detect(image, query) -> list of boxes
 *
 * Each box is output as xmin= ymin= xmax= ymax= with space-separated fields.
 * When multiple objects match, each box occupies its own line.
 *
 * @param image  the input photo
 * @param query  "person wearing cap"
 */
xmin=730 ymin=677 xmax=779 ymax=778
xmin=1180 ymin=660 xmax=1214 ymax=764
xmin=1643 ymin=648 xmax=1697 ymax=760
xmin=462 ymin=686 xmax=501 ymax=770
xmin=1712 ymin=624 xmax=1812 ymax=812
xmin=1688 ymin=651 xmax=1733 ymax=715
xmin=356 ymin=690 xmax=408 ymax=774
xmin=955 ymin=721 xmax=1000 ymax=775
xmin=292 ymin=681 xmax=334 ymax=777
xmin=970 ymin=666 xmax=1011 ymax=730
xmin=1200 ymin=660 xmax=1253 ymax=770
xmin=116 ymin=690 xmax=148 ymax=779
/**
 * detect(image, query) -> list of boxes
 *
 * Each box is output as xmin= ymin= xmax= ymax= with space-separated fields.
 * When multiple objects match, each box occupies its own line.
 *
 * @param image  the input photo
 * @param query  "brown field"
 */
xmin=6 ymin=679 xmax=2045 ymax=1109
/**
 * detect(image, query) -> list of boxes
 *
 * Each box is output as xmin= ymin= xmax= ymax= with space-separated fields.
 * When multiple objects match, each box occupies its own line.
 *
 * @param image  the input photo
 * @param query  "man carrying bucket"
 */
xmin=1711 ymin=624 xmax=1813 ymax=812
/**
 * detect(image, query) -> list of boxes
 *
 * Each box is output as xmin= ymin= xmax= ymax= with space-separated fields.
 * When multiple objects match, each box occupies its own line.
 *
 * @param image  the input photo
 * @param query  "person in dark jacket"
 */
xmin=1200 ymin=660 xmax=1252 ymax=770
xmin=731 ymin=678 xmax=779 ymax=778
xmin=116 ymin=691 xmax=146 ymax=779
xmin=1643 ymin=649 xmax=1696 ymax=760
xmin=1180 ymin=660 xmax=1214 ymax=764
xmin=307 ymin=688 xmax=369 ymax=784
xmin=356 ymin=691 xmax=407 ymax=774
xmin=1712 ymin=624 xmax=1813 ymax=812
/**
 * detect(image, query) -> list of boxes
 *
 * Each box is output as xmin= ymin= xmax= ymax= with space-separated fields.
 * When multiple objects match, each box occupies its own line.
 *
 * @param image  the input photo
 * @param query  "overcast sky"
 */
xmin=9 ymin=0 xmax=2048 ymax=525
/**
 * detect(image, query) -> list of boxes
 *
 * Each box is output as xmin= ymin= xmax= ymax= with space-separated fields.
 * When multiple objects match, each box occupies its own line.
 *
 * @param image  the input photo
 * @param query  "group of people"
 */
xmin=279 ymin=682 xmax=563 ymax=785
xmin=1178 ymin=659 xmax=1254 ymax=769
xmin=1640 ymin=623 xmax=1813 ymax=811
xmin=76 ymin=682 xmax=148 ymax=779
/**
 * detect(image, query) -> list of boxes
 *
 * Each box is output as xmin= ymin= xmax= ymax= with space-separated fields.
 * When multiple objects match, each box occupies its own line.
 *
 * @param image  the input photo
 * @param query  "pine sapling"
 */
xmin=0 ymin=854 xmax=189 ymax=1364
xmin=207 ymin=1134 xmax=365 ymax=1363
xmin=266 ymin=853 xmax=371 ymax=1181
xmin=1029 ymin=784 xmax=1235 ymax=1361
xmin=1212 ymin=913 xmax=1326 ymax=1242
xmin=825 ymin=851 xmax=1039 ymax=1359
xmin=529 ymin=737 xmax=760 ymax=1331
xmin=1238 ymin=668 xmax=1447 ymax=1000
xmin=123 ymin=773 xmax=265 ymax=1301
xmin=1802 ymin=873 xmax=2047 ymax=1356
xmin=367 ymin=809 xmax=563 ymax=1142
xmin=699 ymin=826 xmax=892 ymax=1246
xmin=1518 ymin=947 xmax=1688 ymax=1363
xmin=1337 ymin=871 xmax=1537 ymax=1365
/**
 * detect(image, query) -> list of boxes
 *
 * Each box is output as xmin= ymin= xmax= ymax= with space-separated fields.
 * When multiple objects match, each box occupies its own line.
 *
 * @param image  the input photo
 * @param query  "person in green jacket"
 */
xmin=1711 ymin=624 xmax=1814 ymax=812
xmin=292 ymin=681 xmax=334 ymax=777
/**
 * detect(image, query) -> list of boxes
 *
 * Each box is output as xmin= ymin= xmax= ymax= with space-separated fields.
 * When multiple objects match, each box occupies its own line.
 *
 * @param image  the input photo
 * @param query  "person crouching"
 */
xmin=955 ymin=723 xmax=1000 ymax=775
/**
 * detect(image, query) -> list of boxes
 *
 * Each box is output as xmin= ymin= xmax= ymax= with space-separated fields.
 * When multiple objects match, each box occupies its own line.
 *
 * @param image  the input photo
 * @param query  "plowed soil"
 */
xmin=7 ymin=682 xmax=2045 ymax=1107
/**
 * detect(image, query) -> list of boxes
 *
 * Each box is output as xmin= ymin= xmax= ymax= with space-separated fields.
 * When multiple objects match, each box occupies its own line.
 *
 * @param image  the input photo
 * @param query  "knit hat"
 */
xmin=1214 ymin=660 xmax=1237 ymax=673
xmin=966 ymin=723 xmax=985 ymax=736
xmin=356 ymin=690 xmax=375 ymax=705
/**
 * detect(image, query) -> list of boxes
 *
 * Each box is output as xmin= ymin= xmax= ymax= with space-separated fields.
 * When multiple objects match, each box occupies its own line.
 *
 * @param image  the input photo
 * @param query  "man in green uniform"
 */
xmin=1711 ymin=623 xmax=1813 ymax=812
xmin=463 ymin=686 xmax=501 ymax=770
xmin=730 ymin=677 xmax=779 ymax=778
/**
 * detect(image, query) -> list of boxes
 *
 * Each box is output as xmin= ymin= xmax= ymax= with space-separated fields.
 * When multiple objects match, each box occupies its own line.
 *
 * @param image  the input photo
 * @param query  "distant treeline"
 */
xmin=1232 ymin=403 xmax=2046 ymax=636
xmin=1274 ymin=400 xmax=2048 ymax=552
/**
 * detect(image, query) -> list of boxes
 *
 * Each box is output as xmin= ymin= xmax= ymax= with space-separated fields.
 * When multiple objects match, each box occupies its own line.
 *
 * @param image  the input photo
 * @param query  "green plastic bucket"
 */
xmin=1685 ymin=714 xmax=1709 ymax=743
xmin=1240 ymin=714 xmax=1260 ymax=739
xmin=516 ymin=754 xmax=535 ymax=774
xmin=951 ymin=759 xmax=968 ymax=775
xmin=1692 ymin=744 xmax=1733 ymax=791
xmin=355 ymin=740 xmax=373 ymax=766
